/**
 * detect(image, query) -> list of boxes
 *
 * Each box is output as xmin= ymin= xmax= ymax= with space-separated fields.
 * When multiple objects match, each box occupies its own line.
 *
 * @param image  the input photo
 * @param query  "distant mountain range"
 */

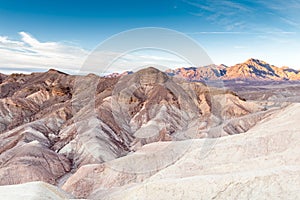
xmin=167 ymin=58 xmax=300 ymax=81
xmin=107 ymin=58 xmax=300 ymax=81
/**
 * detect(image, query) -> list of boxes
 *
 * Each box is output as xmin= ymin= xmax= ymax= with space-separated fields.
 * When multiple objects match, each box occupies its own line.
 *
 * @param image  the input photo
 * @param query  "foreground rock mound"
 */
xmin=0 ymin=181 xmax=73 ymax=200
xmin=0 ymin=140 xmax=70 ymax=185
xmin=64 ymin=103 xmax=300 ymax=199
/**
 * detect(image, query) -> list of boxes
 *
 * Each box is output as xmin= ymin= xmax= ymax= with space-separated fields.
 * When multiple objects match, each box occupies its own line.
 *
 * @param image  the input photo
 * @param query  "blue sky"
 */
xmin=0 ymin=0 xmax=300 ymax=73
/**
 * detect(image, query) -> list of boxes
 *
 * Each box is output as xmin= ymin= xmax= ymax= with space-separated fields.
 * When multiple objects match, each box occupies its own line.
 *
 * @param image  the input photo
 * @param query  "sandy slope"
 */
xmin=66 ymin=103 xmax=300 ymax=199
xmin=0 ymin=181 xmax=73 ymax=200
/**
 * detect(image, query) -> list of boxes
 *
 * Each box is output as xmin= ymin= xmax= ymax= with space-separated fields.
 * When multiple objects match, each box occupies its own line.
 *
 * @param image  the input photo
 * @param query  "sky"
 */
xmin=0 ymin=0 xmax=300 ymax=74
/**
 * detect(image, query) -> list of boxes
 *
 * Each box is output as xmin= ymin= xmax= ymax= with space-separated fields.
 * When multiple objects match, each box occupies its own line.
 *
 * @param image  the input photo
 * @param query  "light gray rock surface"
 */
xmin=64 ymin=103 xmax=300 ymax=199
xmin=0 ymin=181 xmax=74 ymax=200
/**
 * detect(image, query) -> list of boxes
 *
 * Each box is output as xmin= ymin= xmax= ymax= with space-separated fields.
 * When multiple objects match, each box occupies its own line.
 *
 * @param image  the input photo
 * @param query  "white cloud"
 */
xmin=0 ymin=32 xmax=88 ymax=74
xmin=0 ymin=32 xmax=193 ymax=75
xmin=20 ymin=32 xmax=42 ymax=47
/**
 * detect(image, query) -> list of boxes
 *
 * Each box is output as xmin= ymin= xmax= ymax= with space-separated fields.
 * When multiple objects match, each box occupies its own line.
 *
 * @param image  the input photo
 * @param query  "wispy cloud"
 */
xmin=256 ymin=0 xmax=300 ymax=11
xmin=185 ymin=31 xmax=296 ymax=36
xmin=183 ymin=0 xmax=300 ymax=33
xmin=183 ymin=0 xmax=251 ymax=30
xmin=186 ymin=31 xmax=245 ymax=34
xmin=0 ymin=32 xmax=192 ymax=75
xmin=0 ymin=32 xmax=89 ymax=74
xmin=279 ymin=17 xmax=299 ymax=28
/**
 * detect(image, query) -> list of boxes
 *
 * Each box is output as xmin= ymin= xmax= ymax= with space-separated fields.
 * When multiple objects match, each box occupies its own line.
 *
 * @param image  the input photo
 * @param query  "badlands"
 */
xmin=0 ymin=59 xmax=299 ymax=199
